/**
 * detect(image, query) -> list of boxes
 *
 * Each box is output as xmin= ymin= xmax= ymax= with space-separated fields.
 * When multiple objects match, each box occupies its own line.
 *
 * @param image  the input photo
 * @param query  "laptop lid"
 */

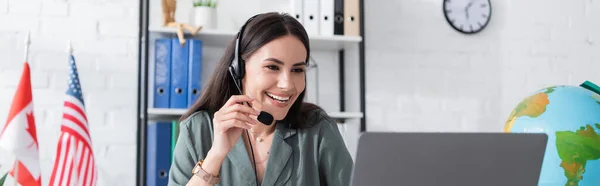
xmin=350 ymin=132 xmax=548 ymax=186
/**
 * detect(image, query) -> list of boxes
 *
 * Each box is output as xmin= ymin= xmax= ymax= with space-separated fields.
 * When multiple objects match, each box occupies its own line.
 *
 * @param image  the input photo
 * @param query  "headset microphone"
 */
xmin=228 ymin=67 xmax=274 ymax=125
xmin=257 ymin=111 xmax=274 ymax=126
xmin=229 ymin=14 xmax=274 ymax=126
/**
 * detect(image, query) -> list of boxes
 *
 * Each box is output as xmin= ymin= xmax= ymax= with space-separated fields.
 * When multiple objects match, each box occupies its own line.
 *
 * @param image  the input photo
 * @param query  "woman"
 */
xmin=167 ymin=12 xmax=353 ymax=186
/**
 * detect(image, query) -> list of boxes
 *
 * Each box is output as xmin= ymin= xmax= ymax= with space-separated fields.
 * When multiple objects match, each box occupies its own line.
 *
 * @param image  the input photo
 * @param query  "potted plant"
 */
xmin=193 ymin=0 xmax=217 ymax=29
xmin=0 ymin=172 xmax=7 ymax=186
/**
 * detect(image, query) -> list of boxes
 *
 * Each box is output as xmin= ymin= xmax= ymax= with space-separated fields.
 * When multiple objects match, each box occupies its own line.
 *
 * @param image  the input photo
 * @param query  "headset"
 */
xmin=228 ymin=15 xmax=259 ymax=89
xmin=228 ymin=14 xmax=274 ymax=123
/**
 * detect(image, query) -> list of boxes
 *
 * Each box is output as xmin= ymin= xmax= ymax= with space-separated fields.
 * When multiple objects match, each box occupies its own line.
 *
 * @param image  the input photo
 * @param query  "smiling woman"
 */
xmin=242 ymin=35 xmax=308 ymax=121
xmin=167 ymin=12 xmax=354 ymax=186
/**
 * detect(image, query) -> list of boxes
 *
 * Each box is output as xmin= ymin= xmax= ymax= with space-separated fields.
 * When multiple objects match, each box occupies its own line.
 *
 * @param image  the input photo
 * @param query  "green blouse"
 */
xmin=167 ymin=109 xmax=354 ymax=186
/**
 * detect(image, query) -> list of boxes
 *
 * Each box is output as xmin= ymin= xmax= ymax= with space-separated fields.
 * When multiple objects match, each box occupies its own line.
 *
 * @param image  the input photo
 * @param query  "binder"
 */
xmin=146 ymin=121 xmax=172 ymax=186
xmin=153 ymin=39 xmax=171 ymax=108
xmin=290 ymin=0 xmax=304 ymax=24
xmin=343 ymin=0 xmax=360 ymax=36
xmin=170 ymin=38 xmax=189 ymax=108
xmin=303 ymin=0 xmax=320 ymax=36
xmin=320 ymin=0 xmax=334 ymax=36
xmin=187 ymin=39 xmax=203 ymax=108
xmin=334 ymin=0 xmax=344 ymax=35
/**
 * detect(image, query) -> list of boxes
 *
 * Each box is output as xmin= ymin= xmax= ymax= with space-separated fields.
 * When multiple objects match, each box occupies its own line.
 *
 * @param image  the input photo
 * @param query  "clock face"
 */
xmin=443 ymin=0 xmax=492 ymax=34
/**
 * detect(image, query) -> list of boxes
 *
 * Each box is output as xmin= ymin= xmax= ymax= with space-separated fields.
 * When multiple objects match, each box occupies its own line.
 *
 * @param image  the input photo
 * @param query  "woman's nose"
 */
xmin=277 ymin=72 xmax=293 ymax=89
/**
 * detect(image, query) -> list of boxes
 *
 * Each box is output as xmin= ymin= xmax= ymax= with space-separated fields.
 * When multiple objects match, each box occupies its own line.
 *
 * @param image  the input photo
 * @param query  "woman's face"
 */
xmin=242 ymin=35 xmax=307 ymax=121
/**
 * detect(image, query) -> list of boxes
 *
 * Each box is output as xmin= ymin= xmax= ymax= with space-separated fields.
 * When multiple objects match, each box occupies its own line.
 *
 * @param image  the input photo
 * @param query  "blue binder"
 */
xmin=187 ymin=39 xmax=203 ymax=108
xmin=146 ymin=121 xmax=172 ymax=186
xmin=153 ymin=39 xmax=171 ymax=108
xmin=170 ymin=39 xmax=189 ymax=108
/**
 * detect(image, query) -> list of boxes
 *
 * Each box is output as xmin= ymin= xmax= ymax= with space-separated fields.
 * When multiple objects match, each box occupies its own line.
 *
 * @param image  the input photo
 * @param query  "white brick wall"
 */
xmin=0 ymin=0 xmax=139 ymax=185
xmin=3 ymin=0 xmax=596 ymax=184
xmin=365 ymin=0 xmax=600 ymax=133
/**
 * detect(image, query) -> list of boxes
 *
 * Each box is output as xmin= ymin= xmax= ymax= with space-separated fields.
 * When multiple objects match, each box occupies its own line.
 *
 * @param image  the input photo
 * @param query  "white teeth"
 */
xmin=266 ymin=92 xmax=290 ymax=101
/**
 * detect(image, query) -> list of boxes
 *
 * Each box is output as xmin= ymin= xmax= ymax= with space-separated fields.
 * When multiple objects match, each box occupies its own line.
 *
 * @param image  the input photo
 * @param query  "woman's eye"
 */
xmin=266 ymin=65 xmax=279 ymax=71
xmin=292 ymin=68 xmax=305 ymax=73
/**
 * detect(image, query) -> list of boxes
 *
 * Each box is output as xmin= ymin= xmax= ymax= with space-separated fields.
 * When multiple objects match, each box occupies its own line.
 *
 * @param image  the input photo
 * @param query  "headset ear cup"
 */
xmin=238 ymin=57 xmax=244 ymax=79
xmin=230 ymin=38 xmax=241 ymax=79
xmin=231 ymin=15 xmax=253 ymax=86
xmin=236 ymin=35 xmax=244 ymax=80
xmin=232 ymin=37 xmax=244 ymax=80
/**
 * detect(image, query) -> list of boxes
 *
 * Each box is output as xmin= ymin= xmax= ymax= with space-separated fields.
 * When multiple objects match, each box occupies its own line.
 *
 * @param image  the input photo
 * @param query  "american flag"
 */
xmin=49 ymin=55 xmax=97 ymax=186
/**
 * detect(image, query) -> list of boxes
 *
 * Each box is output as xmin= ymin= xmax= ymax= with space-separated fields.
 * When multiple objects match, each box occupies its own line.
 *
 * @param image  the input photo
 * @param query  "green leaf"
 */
xmin=193 ymin=0 xmax=217 ymax=8
xmin=0 ymin=172 xmax=8 ymax=186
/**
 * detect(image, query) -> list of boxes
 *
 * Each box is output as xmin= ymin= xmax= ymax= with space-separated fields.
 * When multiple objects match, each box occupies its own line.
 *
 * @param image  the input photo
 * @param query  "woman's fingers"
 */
xmin=221 ymin=103 xmax=260 ymax=117
xmin=223 ymin=95 xmax=255 ymax=107
xmin=219 ymin=111 xmax=258 ymax=125
xmin=249 ymin=98 xmax=264 ymax=113
xmin=218 ymin=119 xmax=253 ymax=131
xmin=213 ymin=95 xmax=262 ymax=133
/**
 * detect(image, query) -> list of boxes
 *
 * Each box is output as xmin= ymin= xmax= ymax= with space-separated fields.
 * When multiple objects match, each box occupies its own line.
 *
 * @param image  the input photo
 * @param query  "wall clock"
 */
xmin=443 ymin=0 xmax=492 ymax=34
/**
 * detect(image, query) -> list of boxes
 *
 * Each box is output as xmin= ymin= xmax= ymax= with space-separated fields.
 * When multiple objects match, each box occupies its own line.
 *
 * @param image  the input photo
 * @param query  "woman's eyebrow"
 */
xmin=264 ymin=58 xmax=306 ymax=66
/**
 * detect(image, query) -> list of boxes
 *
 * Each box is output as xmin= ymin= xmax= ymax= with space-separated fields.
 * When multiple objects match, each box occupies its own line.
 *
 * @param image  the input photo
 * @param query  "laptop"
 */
xmin=350 ymin=132 xmax=548 ymax=186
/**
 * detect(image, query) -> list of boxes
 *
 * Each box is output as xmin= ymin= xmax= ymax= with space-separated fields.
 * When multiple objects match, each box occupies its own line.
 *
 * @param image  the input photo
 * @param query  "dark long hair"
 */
xmin=180 ymin=12 xmax=320 ymax=129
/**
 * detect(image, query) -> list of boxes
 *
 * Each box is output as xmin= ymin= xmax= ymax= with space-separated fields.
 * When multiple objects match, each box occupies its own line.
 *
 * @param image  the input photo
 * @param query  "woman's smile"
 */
xmin=264 ymin=91 xmax=294 ymax=108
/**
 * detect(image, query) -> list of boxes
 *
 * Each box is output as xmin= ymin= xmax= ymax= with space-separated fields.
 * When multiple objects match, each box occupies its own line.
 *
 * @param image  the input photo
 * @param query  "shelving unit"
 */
xmin=135 ymin=1 xmax=366 ymax=185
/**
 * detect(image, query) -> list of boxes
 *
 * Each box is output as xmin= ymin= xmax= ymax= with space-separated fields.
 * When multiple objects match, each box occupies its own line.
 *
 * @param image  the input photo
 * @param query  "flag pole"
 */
xmin=24 ymin=31 xmax=30 ymax=62
xmin=68 ymin=40 xmax=72 ymax=55
xmin=12 ymin=161 xmax=17 ymax=186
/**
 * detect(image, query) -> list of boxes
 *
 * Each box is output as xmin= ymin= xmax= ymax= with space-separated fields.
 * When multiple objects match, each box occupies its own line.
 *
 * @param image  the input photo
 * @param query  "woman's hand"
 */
xmin=210 ymin=95 xmax=260 ymax=157
xmin=191 ymin=95 xmax=260 ymax=185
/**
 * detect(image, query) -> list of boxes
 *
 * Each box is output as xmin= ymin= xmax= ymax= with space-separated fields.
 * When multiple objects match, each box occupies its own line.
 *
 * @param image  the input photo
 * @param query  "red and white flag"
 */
xmin=0 ymin=62 xmax=42 ymax=186
xmin=48 ymin=55 xmax=97 ymax=186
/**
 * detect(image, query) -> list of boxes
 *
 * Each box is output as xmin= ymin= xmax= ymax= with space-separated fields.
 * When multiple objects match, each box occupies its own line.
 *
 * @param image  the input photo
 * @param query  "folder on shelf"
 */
xmin=303 ymin=0 xmax=320 ymax=36
xmin=320 ymin=0 xmax=334 ymax=36
xmin=290 ymin=0 xmax=304 ymax=24
xmin=344 ymin=0 xmax=360 ymax=36
xmin=334 ymin=0 xmax=344 ymax=35
xmin=170 ymin=38 xmax=189 ymax=109
xmin=146 ymin=121 xmax=172 ymax=186
xmin=153 ymin=39 xmax=171 ymax=108
xmin=187 ymin=39 xmax=203 ymax=108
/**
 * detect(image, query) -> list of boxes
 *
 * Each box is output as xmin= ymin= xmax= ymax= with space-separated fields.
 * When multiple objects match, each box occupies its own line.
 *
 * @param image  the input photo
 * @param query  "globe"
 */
xmin=504 ymin=81 xmax=600 ymax=186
